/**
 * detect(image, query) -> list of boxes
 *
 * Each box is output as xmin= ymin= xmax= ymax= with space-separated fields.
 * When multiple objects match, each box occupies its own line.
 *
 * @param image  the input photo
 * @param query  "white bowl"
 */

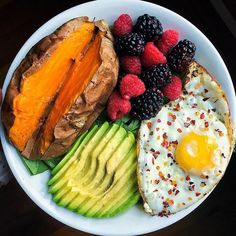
xmin=1 ymin=0 xmax=235 ymax=235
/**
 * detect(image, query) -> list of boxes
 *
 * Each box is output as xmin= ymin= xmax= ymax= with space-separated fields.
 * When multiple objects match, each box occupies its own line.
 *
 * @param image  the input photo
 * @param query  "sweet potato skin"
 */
xmin=2 ymin=18 xmax=118 ymax=160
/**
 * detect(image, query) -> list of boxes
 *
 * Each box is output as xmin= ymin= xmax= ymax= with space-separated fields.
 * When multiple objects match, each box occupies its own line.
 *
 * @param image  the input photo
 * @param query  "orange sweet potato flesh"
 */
xmin=40 ymin=32 xmax=102 ymax=154
xmin=8 ymin=22 xmax=95 ymax=152
xmin=2 ymin=18 xmax=119 ymax=160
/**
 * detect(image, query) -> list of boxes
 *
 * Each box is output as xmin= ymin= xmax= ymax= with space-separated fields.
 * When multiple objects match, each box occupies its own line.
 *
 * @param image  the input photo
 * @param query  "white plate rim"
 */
xmin=0 ymin=0 xmax=235 ymax=235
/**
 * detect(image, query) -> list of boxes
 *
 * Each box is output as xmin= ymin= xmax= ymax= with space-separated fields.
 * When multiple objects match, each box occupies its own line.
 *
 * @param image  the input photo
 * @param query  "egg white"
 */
xmin=138 ymin=62 xmax=234 ymax=216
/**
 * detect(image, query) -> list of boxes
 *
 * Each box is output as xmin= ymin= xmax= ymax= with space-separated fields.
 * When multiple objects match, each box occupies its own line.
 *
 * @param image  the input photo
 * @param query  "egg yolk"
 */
xmin=176 ymin=132 xmax=218 ymax=174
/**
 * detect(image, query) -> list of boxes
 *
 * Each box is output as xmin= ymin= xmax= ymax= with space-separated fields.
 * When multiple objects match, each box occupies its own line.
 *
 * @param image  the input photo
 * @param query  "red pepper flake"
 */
xmin=203 ymin=97 xmax=210 ymax=101
xmin=207 ymin=109 xmax=211 ymax=113
xmin=168 ymin=189 xmax=172 ymax=195
xmin=163 ymin=132 xmax=168 ymax=139
xmin=159 ymin=171 xmax=164 ymax=178
xmin=204 ymin=89 xmax=208 ymax=93
xmin=152 ymin=157 xmax=155 ymax=165
xmin=204 ymin=121 xmax=209 ymax=128
xmin=219 ymin=131 xmax=224 ymax=136
xmin=189 ymin=91 xmax=194 ymax=96
xmin=147 ymin=122 xmax=152 ymax=129
xmin=169 ymin=113 xmax=176 ymax=121
xmin=200 ymin=174 xmax=209 ymax=179
xmin=161 ymin=139 xmax=169 ymax=148
xmin=175 ymin=190 xmax=180 ymax=196
xmin=155 ymin=179 xmax=160 ymax=185
xmin=150 ymin=148 xmax=155 ymax=152
xmin=166 ymin=198 xmax=174 ymax=205
xmin=177 ymin=128 xmax=182 ymax=133
xmin=186 ymin=117 xmax=191 ymax=121
xmin=146 ymin=169 xmax=150 ymax=172
xmin=192 ymin=103 xmax=198 ymax=108
xmin=184 ymin=122 xmax=190 ymax=128
xmin=200 ymin=182 xmax=206 ymax=187
xmin=153 ymin=153 xmax=158 ymax=159
xmin=200 ymin=113 xmax=205 ymax=119
xmin=195 ymin=192 xmax=201 ymax=197
xmin=153 ymin=189 xmax=158 ymax=192
xmin=157 ymin=119 xmax=161 ymax=123
xmin=156 ymin=127 xmax=160 ymax=132
xmin=167 ymin=121 xmax=172 ymax=126
xmin=172 ymin=140 xmax=178 ymax=145
xmin=188 ymin=185 xmax=195 ymax=191
xmin=167 ymin=173 xmax=171 ymax=178
xmin=173 ymin=103 xmax=181 ymax=111
xmin=167 ymin=153 xmax=173 ymax=158
xmin=186 ymin=175 xmax=190 ymax=181
xmin=163 ymin=201 xmax=169 ymax=207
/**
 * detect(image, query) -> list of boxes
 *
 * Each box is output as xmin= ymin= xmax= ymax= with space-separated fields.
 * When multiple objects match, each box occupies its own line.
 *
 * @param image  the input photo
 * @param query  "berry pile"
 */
xmin=107 ymin=13 xmax=196 ymax=121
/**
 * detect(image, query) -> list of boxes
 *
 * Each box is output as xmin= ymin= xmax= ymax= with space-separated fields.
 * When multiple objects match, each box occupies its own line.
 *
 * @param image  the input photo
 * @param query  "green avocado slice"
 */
xmin=73 ymin=133 xmax=136 ymax=214
xmin=48 ymin=122 xmax=139 ymax=218
xmin=83 ymin=147 xmax=137 ymax=217
xmin=57 ymin=124 xmax=120 ymax=207
xmin=49 ymin=122 xmax=109 ymax=195
xmin=66 ymin=126 xmax=128 ymax=210
xmin=48 ymin=125 xmax=98 ymax=186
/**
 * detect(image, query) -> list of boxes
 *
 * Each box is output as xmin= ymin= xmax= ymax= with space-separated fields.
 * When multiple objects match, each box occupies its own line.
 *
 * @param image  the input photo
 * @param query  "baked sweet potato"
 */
xmin=2 ymin=17 xmax=119 ymax=160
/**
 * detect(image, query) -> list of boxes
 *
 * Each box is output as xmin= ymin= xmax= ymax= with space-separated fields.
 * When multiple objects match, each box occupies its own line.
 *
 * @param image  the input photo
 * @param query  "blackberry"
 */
xmin=131 ymin=88 xmax=164 ymax=120
xmin=141 ymin=64 xmax=172 ymax=89
xmin=134 ymin=14 xmax=163 ymax=41
xmin=116 ymin=33 xmax=145 ymax=56
xmin=168 ymin=39 xmax=196 ymax=73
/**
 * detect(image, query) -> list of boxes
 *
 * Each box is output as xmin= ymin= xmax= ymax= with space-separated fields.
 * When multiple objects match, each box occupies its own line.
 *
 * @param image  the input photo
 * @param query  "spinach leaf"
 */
xmin=44 ymin=157 xmax=62 ymax=169
xmin=21 ymin=156 xmax=49 ymax=175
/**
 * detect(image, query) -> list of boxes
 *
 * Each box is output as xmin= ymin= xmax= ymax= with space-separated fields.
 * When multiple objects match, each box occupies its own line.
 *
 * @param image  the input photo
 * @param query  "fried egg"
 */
xmin=138 ymin=61 xmax=235 ymax=216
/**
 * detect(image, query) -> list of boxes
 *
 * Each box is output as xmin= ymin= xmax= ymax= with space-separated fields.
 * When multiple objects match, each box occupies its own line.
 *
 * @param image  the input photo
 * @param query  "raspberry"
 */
xmin=141 ymin=42 xmax=167 ymax=68
xmin=120 ymin=74 xmax=146 ymax=100
xmin=157 ymin=30 xmax=179 ymax=55
xmin=107 ymin=90 xmax=131 ymax=120
xmin=112 ymin=14 xmax=133 ymax=37
xmin=120 ymin=55 xmax=141 ymax=75
xmin=161 ymin=76 xmax=182 ymax=100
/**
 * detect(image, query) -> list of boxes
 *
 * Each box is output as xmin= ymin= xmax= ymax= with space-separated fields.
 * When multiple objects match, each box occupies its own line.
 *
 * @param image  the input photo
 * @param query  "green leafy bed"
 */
xmin=21 ymin=112 xmax=140 ymax=175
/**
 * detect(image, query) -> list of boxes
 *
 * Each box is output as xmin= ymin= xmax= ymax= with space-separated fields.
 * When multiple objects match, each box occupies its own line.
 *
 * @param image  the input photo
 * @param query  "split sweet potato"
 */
xmin=2 ymin=17 xmax=119 ymax=160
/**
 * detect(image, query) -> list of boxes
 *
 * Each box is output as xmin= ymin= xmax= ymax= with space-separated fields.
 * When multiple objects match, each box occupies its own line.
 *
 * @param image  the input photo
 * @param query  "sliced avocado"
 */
xmin=48 ymin=125 xmax=98 ymax=186
xmin=85 ymin=126 xmax=127 ymax=189
xmin=49 ymin=122 xmax=109 ymax=195
xmin=48 ymin=122 xmax=139 ymax=218
xmin=108 ymin=191 xmax=140 ymax=218
xmin=55 ymin=122 xmax=112 ymax=206
xmin=50 ymin=131 xmax=87 ymax=175
xmin=84 ymin=159 xmax=137 ymax=217
xmin=75 ymin=134 xmax=136 ymax=215
xmin=67 ymin=127 xmax=128 ymax=211
xmin=81 ymin=124 xmax=120 ymax=186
